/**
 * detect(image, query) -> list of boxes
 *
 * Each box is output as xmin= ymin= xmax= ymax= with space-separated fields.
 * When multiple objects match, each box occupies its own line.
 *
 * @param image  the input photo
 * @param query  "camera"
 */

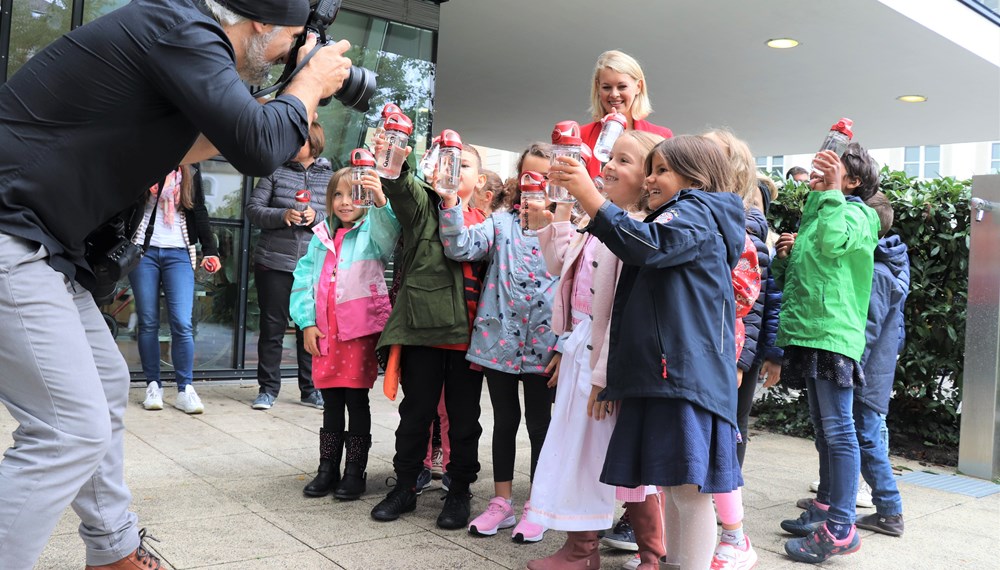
xmin=274 ymin=0 xmax=377 ymax=112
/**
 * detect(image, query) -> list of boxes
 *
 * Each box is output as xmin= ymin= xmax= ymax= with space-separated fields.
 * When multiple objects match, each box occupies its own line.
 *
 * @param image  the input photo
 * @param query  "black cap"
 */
xmin=222 ymin=0 xmax=310 ymax=26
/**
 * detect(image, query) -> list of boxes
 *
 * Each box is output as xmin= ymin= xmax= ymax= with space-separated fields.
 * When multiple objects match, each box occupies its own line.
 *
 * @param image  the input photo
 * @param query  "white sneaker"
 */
xmin=143 ymin=383 xmax=163 ymax=410
xmin=710 ymin=536 xmax=758 ymax=570
xmin=621 ymin=554 xmax=641 ymax=570
xmin=174 ymin=385 xmax=204 ymax=414
xmin=857 ymin=479 xmax=874 ymax=508
xmin=809 ymin=479 xmax=820 ymax=493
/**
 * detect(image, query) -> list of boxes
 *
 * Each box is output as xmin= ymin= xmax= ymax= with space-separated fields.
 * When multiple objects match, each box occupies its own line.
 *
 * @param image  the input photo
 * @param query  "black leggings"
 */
xmin=485 ymin=369 xmax=553 ymax=482
xmin=321 ymin=387 xmax=371 ymax=435
xmin=736 ymin=359 xmax=763 ymax=467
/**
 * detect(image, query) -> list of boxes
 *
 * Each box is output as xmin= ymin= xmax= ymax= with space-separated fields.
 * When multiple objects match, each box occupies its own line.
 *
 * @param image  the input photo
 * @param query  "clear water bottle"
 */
xmin=519 ymin=170 xmax=547 ymax=236
xmin=419 ymin=134 xmax=442 ymax=180
xmin=812 ymin=118 xmax=854 ymax=175
xmin=350 ymin=148 xmax=376 ymax=208
xmin=375 ymin=112 xmax=413 ymax=180
xmin=376 ymin=103 xmax=402 ymax=131
xmin=294 ymin=189 xmax=310 ymax=226
xmin=548 ymin=120 xmax=582 ymax=203
xmin=592 ymin=112 xmax=627 ymax=163
xmin=435 ymin=129 xmax=463 ymax=195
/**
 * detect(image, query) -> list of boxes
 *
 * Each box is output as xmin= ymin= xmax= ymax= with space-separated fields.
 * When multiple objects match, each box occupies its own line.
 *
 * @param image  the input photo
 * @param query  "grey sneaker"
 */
xmin=855 ymin=512 xmax=904 ymax=537
xmin=300 ymin=391 xmax=325 ymax=409
xmin=600 ymin=515 xmax=637 ymax=551
xmin=174 ymin=385 xmax=204 ymax=414
xmin=252 ymin=392 xmax=276 ymax=410
xmin=416 ymin=467 xmax=433 ymax=495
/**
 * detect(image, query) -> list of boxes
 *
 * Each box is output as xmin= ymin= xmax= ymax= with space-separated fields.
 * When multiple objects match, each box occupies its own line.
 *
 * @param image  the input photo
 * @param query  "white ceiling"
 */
xmin=432 ymin=0 xmax=1000 ymax=157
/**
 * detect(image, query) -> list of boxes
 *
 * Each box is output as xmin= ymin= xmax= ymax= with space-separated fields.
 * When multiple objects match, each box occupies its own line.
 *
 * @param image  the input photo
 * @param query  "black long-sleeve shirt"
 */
xmin=0 ymin=0 xmax=309 ymax=288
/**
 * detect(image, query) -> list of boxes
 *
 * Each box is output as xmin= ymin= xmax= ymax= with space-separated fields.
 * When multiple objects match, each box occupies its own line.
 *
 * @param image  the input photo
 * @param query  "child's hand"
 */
xmin=553 ymin=201 xmax=574 ymax=223
xmin=544 ymin=353 xmax=562 ymax=388
xmin=522 ymin=195 xmax=553 ymax=230
xmin=303 ymin=326 xmax=325 ymax=357
xmin=200 ymin=256 xmax=221 ymax=274
xmin=736 ymin=368 xmax=744 ymax=388
xmin=809 ymin=150 xmax=843 ymax=192
xmin=587 ymin=386 xmax=615 ymax=421
xmin=776 ymin=232 xmax=796 ymax=258
xmin=302 ymin=206 xmax=317 ymax=226
xmin=362 ymin=170 xmax=387 ymax=207
xmin=761 ymin=359 xmax=782 ymax=388
xmin=549 ymin=156 xmax=599 ymax=201
xmin=283 ymin=208 xmax=303 ymax=226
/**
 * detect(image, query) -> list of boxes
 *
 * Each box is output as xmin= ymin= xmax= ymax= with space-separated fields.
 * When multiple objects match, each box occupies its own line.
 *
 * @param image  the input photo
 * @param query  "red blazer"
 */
xmin=580 ymin=119 xmax=674 ymax=178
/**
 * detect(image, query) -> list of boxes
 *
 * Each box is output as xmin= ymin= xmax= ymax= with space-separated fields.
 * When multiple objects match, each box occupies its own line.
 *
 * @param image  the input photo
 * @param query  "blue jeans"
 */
xmin=129 ymin=247 xmax=194 ymax=391
xmin=807 ymin=376 xmax=860 ymax=526
xmin=854 ymin=400 xmax=903 ymax=515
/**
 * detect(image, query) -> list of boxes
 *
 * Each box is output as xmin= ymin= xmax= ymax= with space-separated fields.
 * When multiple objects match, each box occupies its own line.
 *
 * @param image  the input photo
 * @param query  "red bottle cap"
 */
xmin=601 ymin=112 xmax=627 ymax=127
xmin=384 ymin=113 xmax=414 ymax=136
xmin=295 ymin=189 xmax=310 ymax=203
xmin=350 ymin=148 xmax=376 ymax=167
xmin=581 ymin=142 xmax=594 ymax=164
xmin=519 ymin=171 xmax=547 ymax=193
xmin=831 ymin=118 xmax=854 ymax=139
xmin=430 ymin=134 xmax=442 ymax=146
xmin=439 ymin=129 xmax=463 ymax=149
xmin=551 ymin=120 xmax=582 ymax=145
xmin=380 ymin=103 xmax=402 ymax=119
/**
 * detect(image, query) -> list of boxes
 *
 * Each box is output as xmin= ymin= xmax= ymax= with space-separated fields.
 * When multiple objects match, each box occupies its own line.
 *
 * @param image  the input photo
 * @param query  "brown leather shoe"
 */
xmin=85 ymin=529 xmax=161 ymax=569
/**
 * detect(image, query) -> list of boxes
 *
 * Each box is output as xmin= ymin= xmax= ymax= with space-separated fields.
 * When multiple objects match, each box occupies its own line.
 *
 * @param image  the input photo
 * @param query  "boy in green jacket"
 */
xmin=770 ymin=143 xmax=881 ymax=564
xmin=369 ymin=132 xmax=488 ymax=531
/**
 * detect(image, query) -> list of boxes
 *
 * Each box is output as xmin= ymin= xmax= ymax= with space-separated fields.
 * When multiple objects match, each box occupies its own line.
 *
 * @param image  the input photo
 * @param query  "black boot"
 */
xmin=303 ymin=429 xmax=343 ymax=497
xmin=334 ymin=433 xmax=370 ymax=500
xmin=437 ymin=480 xmax=472 ymax=530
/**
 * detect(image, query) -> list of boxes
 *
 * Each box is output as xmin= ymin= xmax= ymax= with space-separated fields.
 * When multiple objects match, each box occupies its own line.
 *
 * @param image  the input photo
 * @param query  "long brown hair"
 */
xmin=645 ymin=135 xmax=733 ymax=195
xmin=324 ymin=167 xmax=355 ymax=225
xmin=177 ymin=165 xmax=194 ymax=210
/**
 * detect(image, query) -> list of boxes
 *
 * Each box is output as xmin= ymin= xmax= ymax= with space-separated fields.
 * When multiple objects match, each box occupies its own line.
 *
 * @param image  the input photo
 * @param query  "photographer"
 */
xmin=0 ymin=0 xmax=353 ymax=568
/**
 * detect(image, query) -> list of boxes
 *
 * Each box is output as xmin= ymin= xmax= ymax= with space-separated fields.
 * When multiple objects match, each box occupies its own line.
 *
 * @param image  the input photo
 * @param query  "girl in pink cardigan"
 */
xmin=524 ymin=131 xmax=665 ymax=569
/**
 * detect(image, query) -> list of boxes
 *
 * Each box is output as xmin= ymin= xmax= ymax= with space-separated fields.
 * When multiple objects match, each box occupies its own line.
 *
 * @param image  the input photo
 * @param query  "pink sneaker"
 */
xmin=710 ymin=536 xmax=758 ymax=570
xmin=512 ymin=501 xmax=546 ymax=543
xmin=468 ymin=497 xmax=516 ymax=536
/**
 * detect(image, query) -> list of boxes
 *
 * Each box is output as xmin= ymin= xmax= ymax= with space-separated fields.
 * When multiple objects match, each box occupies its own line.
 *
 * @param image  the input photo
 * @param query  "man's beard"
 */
xmin=240 ymin=26 xmax=284 ymax=86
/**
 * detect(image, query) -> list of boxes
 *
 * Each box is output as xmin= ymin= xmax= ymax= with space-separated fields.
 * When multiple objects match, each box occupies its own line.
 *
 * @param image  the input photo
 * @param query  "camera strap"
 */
xmin=140 ymin=174 xmax=167 ymax=251
xmin=252 ymin=43 xmax=325 ymax=100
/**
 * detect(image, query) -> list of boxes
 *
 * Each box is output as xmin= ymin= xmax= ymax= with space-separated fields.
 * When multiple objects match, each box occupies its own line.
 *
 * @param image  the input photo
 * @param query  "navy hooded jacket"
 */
xmin=856 ymin=235 xmax=910 ymax=414
xmin=739 ymin=207 xmax=770 ymax=370
xmin=588 ymin=189 xmax=746 ymax=426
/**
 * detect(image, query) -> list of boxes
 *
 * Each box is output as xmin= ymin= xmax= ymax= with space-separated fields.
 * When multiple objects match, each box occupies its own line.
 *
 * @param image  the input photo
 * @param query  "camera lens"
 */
xmin=334 ymin=65 xmax=377 ymax=113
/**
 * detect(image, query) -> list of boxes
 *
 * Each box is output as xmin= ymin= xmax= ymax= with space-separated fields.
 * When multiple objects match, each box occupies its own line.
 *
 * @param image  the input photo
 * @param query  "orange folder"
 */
xmin=382 ymin=344 xmax=402 ymax=401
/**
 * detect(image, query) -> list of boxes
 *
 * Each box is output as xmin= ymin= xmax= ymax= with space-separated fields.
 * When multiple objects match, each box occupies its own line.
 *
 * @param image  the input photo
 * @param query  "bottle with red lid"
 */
xmin=592 ymin=112 xmax=627 ymax=163
xmin=813 ymin=118 xmax=854 ymax=176
xmin=548 ymin=120 xmax=582 ymax=203
xmin=435 ymin=129 xmax=464 ymax=195
xmin=375 ymin=112 xmax=413 ymax=180
xmin=294 ymin=189 xmax=311 ymax=226
xmin=350 ymin=148 xmax=376 ymax=208
xmin=376 ymin=103 xmax=402 ymax=131
xmin=519 ymin=170 xmax=547 ymax=236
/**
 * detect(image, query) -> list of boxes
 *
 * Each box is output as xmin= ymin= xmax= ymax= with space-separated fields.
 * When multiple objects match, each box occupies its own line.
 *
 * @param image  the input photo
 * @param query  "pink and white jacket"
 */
xmin=290 ymin=204 xmax=400 ymax=356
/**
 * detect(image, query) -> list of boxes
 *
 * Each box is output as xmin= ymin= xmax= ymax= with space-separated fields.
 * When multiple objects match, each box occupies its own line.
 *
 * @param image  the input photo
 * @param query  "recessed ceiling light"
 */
xmin=897 ymin=95 xmax=928 ymax=103
xmin=766 ymin=38 xmax=799 ymax=49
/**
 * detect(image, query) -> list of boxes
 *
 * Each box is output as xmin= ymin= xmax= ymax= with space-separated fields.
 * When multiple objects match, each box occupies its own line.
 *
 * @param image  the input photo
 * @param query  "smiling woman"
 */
xmin=579 ymin=50 xmax=674 ymax=178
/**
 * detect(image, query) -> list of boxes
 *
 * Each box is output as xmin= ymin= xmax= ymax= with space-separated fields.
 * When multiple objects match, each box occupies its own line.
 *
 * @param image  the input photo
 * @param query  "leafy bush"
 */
xmin=753 ymin=169 xmax=970 ymax=459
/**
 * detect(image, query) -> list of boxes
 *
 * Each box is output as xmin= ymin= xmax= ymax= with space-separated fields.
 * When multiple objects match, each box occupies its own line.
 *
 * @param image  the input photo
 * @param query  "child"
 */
xmin=556 ymin=135 xmax=747 ymax=569
xmin=369 ymin=130 xmax=489 ymax=530
xmin=524 ymin=131 xmax=665 ymax=569
xmin=438 ymin=143 xmax=559 ymax=542
xmin=702 ymin=129 xmax=765 ymax=570
xmin=474 ymin=169 xmax=504 ymax=215
xmin=795 ymin=191 xmax=909 ymax=537
xmin=291 ymin=165 xmax=400 ymax=500
xmin=853 ymin=191 xmax=908 ymax=536
xmin=773 ymin=143 xmax=881 ymax=563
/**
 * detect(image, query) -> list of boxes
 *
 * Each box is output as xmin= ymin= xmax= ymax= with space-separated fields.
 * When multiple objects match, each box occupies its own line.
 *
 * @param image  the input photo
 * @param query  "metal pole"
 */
xmin=958 ymin=174 xmax=1000 ymax=482
xmin=0 ymin=0 xmax=13 ymax=83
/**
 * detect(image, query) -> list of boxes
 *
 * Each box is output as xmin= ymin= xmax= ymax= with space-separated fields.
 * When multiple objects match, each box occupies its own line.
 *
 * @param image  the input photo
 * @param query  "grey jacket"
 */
xmin=247 ymin=158 xmax=332 ymax=272
xmin=439 ymin=205 xmax=559 ymax=374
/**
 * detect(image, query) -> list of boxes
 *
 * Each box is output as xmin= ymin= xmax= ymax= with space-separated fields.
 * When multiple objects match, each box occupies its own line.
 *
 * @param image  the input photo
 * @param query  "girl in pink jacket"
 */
xmin=291 ymin=165 xmax=400 ymax=503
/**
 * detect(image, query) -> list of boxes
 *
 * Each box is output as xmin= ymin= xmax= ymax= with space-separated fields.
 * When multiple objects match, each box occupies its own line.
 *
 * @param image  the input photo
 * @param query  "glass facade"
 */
xmin=2 ymin=1 xmax=437 ymax=379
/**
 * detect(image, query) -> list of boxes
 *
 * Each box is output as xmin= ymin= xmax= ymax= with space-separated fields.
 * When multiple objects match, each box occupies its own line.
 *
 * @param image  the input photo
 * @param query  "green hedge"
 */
xmin=753 ymin=169 xmax=970 ymax=455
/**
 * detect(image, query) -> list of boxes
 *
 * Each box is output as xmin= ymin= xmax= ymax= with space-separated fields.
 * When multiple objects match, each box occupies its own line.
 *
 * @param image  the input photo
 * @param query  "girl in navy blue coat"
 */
xmin=549 ymin=135 xmax=746 ymax=569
